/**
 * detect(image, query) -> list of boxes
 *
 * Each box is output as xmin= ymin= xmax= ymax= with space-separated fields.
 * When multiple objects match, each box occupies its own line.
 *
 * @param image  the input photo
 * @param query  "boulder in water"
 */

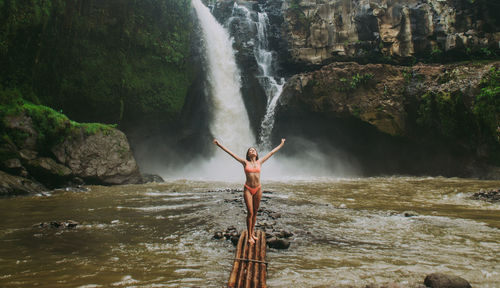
xmin=471 ymin=188 xmax=500 ymax=203
xmin=267 ymin=237 xmax=290 ymax=249
xmin=141 ymin=173 xmax=165 ymax=183
xmin=424 ymin=273 xmax=471 ymax=288
xmin=213 ymin=232 xmax=224 ymax=239
xmin=403 ymin=211 xmax=419 ymax=217
xmin=230 ymin=235 xmax=240 ymax=246
xmin=37 ymin=220 xmax=79 ymax=229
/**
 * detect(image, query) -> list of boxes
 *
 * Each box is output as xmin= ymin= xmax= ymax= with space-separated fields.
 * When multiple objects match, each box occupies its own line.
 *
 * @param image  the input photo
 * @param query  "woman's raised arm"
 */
xmin=213 ymin=139 xmax=246 ymax=164
xmin=260 ymin=138 xmax=285 ymax=164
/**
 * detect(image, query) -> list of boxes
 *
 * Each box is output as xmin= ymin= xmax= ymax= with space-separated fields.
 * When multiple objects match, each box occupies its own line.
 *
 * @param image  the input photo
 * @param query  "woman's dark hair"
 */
xmin=246 ymin=147 xmax=259 ymax=161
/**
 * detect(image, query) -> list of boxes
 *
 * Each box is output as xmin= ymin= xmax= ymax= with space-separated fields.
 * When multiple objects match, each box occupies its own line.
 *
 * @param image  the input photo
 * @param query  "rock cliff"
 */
xmin=275 ymin=61 xmax=500 ymax=177
xmin=281 ymin=0 xmax=500 ymax=65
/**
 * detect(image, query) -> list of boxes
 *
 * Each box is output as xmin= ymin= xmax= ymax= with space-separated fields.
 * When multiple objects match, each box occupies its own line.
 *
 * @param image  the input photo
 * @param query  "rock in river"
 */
xmin=267 ymin=237 xmax=290 ymax=249
xmin=471 ymin=188 xmax=500 ymax=203
xmin=424 ymin=273 xmax=471 ymax=288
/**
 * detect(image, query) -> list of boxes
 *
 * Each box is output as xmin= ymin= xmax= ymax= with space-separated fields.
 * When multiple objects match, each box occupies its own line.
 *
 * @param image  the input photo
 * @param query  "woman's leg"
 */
xmin=251 ymin=188 xmax=263 ymax=241
xmin=243 ymin=189 xmax=255 ymax=244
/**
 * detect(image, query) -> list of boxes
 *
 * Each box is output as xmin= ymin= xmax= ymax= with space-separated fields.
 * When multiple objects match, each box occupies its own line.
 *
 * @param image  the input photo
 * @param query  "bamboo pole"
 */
xmin=252 ymin=230 xmax=261 ymax=288
xmin=236 ymin=231 xmax=250 ymax=287
xmin=245 ymin=232 xmax=256 ymax=287
xmin=228 ymin=230 xmax=246 ymax=287
xmin=259 ymin=230 xmax=267 ymax=287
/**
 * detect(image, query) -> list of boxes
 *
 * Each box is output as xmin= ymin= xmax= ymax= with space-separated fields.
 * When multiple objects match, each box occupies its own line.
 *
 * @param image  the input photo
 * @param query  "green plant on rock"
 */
xmin=336 ymin=73 xmax=374 ymax=92
xmin=417 ymin=91 xmax=476 ymax=140
xmin=430 ymin=47 xmax=443 ymax=62
xmin=474 ymin=67 xmax=500 ymax=142
xmin=0 ymin=87 xmax=117 ymax=155
xmin=350 ymin=73 xmax=374 ymax=90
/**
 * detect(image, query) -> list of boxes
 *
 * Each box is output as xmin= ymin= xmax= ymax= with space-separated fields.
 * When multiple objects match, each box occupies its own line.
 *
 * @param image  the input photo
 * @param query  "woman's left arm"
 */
xmin=260 ymin=138 xmax=285 ymax=164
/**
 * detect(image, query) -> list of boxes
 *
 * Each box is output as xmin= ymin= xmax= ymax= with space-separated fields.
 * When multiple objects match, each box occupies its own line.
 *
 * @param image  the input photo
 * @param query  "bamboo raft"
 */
xmin=228 ymin=230 xmax=267 ymax=288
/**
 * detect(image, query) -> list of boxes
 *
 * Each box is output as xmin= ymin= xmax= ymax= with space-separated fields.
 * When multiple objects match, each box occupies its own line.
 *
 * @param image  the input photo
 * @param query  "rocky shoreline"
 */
xmin=0 ymin=104 xmax=165 ymax=196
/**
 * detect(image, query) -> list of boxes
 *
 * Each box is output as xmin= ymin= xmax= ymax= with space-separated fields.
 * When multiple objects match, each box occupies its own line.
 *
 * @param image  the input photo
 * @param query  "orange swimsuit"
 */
xmin=244 ymin=162 xmax=261 ymax=195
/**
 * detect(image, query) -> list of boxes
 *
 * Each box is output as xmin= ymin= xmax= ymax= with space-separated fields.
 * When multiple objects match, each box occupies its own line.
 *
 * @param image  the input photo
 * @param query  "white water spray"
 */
xmin=189 ymin=0 xmax=255 ymax=180
xmin=159 ymin=0 xmax=358 ymax=181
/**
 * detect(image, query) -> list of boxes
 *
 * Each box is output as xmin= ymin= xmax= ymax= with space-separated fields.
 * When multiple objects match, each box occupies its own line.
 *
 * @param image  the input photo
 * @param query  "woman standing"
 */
xmin=213 ymin=139 xmax=285 ymax=244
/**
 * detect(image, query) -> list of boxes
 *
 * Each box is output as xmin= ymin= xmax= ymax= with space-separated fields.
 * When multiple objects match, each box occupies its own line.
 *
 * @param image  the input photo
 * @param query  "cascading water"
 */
xmin=192 ymin=0 xmax=255 ymax=151
xmin=189 ymin=0 xmax=255 ymax=180
xmin=228 ymin=3 xmax=285 ymax=150
xmin=254 ymin=10 xmax=285 ymax=149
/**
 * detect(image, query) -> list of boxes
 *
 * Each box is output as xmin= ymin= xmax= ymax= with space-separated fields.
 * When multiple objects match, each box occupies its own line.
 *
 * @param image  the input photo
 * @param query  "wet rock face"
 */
xmin=0 ymin=170 xmax=46 ymax=196
xmin=274 ymin=61 xmax=499 ymax=176
xmin=278 ymin=61 xmax=407 ymax=136
xmin=281 ymin=0 xmax=500 ymax=65
xmin=277 ymin=61 xmax=496 ymax=136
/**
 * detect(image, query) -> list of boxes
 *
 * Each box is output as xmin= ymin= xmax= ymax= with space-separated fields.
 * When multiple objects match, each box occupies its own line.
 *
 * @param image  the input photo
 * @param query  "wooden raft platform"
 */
xmin=228 ymin=230 xmax=267 ymax=288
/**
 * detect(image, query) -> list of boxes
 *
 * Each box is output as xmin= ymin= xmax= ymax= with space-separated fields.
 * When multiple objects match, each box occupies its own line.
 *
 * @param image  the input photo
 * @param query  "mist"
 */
xmin=133 ymin=135 xmax=360 ymax=182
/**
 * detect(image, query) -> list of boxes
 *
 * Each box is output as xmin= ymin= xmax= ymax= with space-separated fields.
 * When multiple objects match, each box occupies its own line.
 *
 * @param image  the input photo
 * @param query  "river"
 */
xmin=0 ymin=177 xmax=499 ymax=287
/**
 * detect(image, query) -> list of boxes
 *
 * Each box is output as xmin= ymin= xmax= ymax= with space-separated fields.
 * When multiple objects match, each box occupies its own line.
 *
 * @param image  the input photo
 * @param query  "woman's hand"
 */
xmin=281 ymin=138 xmax=286 ymax=145
xmin=213 ymin=139 xmax=219 ymax=146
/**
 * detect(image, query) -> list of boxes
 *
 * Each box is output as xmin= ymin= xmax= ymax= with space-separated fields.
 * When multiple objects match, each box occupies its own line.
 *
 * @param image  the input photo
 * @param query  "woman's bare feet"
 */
xmin=248 ymin=237 xmax=255 ymax=245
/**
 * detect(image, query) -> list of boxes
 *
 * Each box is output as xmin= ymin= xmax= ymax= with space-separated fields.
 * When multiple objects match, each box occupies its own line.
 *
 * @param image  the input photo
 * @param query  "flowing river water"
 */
xmin=0 ymin=177 xmax=499 ymax=287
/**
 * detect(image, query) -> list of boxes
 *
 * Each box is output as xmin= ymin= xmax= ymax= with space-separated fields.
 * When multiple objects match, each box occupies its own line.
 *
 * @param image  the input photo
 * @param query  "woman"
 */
xmin=213 ymin=139 xmax=285 ymax=244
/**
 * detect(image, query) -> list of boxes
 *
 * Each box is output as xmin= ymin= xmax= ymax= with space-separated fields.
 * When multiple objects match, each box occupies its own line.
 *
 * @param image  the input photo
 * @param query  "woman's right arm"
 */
xmin=213 ymin=139 xmax=245 ymax=164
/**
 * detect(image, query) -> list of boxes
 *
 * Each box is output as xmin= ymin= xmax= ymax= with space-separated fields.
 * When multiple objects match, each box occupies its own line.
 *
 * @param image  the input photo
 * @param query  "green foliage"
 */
xmin=337 ymin=73 xmax=374 ymax=92
xmin=350 ymin=73 xmax=374 ymax=89
xmin=402 ymin=69 xmax=412 ymax=83
xmin=473 ymin=67 xmax=500 ymax=142
xmin=0 ymin=88 xmax=116 ymax=155
xmin=430 ymin=48 xmax=443 ymax=61
xmin=0 ymin=0 xmax=193 ymax=129
xmin=416 ymin=91 xmax=476 ymax=140
xmin=415 ymin=67 xmax=500 ymax=164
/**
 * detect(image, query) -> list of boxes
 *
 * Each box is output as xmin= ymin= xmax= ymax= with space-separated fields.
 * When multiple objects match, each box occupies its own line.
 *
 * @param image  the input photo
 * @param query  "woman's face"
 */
xmin=247 ymin=147 xmax=258 ymax=158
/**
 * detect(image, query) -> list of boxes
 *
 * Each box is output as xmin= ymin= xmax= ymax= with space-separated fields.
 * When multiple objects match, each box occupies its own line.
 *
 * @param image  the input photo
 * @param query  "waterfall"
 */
xmin=192 ymin=0 xmax=255 ymax=151
xmin=254 ymin=11 xmax=285 ymax=150
xmin=229 ymin=3 xmax=285 ymax=150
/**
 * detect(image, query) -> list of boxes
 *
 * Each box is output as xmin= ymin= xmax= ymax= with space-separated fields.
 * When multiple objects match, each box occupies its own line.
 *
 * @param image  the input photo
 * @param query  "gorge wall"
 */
xmin=281 ymin=0 xmax=500 ymax=66
xmin=210 ymin=0 xmax=499 ymax=178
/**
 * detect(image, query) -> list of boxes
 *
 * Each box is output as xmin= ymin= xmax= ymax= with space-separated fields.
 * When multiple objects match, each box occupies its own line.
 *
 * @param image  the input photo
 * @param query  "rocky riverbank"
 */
xmin=0 ymin=97 xmax=158 ymax=196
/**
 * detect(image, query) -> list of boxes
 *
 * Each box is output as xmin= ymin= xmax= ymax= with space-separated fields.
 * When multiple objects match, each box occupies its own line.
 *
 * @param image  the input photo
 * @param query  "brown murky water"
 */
xmin=0 ymin=177 xmax=499 ymax=287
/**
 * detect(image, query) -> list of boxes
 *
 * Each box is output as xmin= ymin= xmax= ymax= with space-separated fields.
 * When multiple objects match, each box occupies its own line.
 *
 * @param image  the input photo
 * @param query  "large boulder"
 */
xmin=51 ymin=128 xmax=142 ymax=185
